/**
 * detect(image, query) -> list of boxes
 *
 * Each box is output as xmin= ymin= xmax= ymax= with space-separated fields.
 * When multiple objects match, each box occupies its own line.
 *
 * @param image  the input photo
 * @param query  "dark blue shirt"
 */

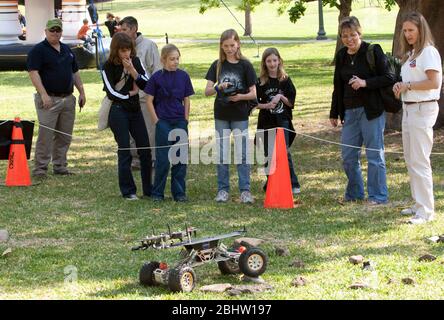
xmin=27 ymin=39 xmax=79 ymax=94
xmin=144 ymin=69 xmax=194 ymax=120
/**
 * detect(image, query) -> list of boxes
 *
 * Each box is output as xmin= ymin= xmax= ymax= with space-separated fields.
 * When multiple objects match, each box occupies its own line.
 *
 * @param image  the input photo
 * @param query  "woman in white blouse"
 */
xmin=393 ymin=12 xmax=442 ymax=224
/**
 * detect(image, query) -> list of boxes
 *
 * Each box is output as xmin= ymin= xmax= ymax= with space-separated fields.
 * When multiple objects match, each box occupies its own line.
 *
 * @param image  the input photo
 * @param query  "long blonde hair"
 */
xmin=259 ymin=47 xmax=288 ymax=85
xmin=216 ymin=29 xmax=246 ymax=80
xmin=399 ymin=12 xmax=435 ymax=64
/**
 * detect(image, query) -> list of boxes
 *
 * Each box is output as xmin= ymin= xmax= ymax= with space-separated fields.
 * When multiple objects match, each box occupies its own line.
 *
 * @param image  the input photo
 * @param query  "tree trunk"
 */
xmin=392 ymin=0 xmax=419 ymax=58
xmin=331 ymin=0 xmax=352 ymax=65
xmin=419 ymin=0 xmax=444 ymax=128
xmin=388 ymin=0 xmax=444 ymax=129
xmin=244 ymin=4 xmax=252 ymax=36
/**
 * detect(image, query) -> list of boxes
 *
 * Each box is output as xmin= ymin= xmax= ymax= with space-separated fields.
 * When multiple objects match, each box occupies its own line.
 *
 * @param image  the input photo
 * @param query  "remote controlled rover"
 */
xmin=132 ymin=226 xmax=268 ymax=292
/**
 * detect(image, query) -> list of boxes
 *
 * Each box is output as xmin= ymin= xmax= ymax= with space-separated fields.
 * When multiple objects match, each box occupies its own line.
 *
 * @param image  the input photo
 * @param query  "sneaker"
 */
xmin=240 ymin=191 xmax=254 ymax=204
xmin=124 ymin=194 xmax=138 ymax=201
xmin=174 ymin=196 xmax=188 ymax=202
xmin=401 ymin=207 xmax=416 ymax=215
xmin=292 ymin=187 xmax=301 ymax=195
xmin=32 ymin=172 xmax=47 ymax=179
xmin=54 ymin=170 xmax=75 ymax=176
xmin=151 ymin=196 xmax=164 ymax=202
xmin=215 ymin=190 xmax=229 ymax=203
xmin=408 ymin=217 xmax=428 ymax=225
xmin=367 ymin=200 xmax=387 ymax=206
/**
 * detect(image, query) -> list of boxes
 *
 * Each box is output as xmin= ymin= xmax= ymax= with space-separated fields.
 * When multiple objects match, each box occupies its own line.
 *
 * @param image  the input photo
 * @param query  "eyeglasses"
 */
xmin=48 ymin=28 xmax=62 ymax=33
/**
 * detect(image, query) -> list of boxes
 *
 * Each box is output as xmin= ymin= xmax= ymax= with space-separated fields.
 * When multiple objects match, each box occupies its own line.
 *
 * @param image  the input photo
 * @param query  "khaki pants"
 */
xmin=33 ymin=93 xmax=76 ymax=175
xmin=130 ymin=96 xmax=156 ymax=165
xmin=402 ymin=101 xmax=439 ymax=220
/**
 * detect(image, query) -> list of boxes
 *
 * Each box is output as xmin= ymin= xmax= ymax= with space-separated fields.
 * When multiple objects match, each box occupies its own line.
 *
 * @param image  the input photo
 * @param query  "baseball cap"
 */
xmin=46 ymin=19 xmax=63 ymax=30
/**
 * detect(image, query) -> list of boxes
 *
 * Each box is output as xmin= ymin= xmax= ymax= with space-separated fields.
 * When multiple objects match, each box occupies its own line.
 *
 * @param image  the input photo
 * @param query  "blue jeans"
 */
xmin=215 ymin=119 xmax=250 ymax=193
xmin=108 ymin=105 xmax=152 ymax=197
xmin=153 ymin=119 xmax=188 ymax=200
xmin=341 ymin=107 xmax=388 ymax=203
xmin=262 ymin=120 xmax=300 ymax=189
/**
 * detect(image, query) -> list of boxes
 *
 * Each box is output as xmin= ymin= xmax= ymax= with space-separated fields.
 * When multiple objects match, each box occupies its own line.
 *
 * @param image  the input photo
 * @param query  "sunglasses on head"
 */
xmin=48 ymin=28 xmax=62 ymax=33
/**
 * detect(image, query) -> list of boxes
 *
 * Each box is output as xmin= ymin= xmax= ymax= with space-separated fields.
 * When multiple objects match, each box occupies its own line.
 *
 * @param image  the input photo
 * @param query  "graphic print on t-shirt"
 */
xmin=219 ymin=71 xmax=245 ymax=96
xmin=264 ymin=87 xmax=284 ymax=114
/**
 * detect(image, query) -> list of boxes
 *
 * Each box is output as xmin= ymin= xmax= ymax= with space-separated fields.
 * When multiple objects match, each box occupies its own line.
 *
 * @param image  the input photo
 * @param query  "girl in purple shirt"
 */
xmin=145 ymin=44 xmax=194 ymax=201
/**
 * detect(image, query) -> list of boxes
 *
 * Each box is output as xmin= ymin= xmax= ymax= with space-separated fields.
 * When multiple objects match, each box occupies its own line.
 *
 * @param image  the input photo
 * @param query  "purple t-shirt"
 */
xmin=144 ymin=68 xmax=194 ymax=120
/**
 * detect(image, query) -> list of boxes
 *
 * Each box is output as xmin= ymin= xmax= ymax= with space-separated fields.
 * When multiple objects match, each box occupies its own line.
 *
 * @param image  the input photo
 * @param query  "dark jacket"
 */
xmin=330 ymin=41 xmax=396 ymax=121
xmin=101 ymin=56 xmax=148 ymax=112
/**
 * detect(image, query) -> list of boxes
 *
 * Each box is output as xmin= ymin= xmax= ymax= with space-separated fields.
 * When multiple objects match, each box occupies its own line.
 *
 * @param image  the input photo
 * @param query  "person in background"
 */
xmin=104 ymin=12 xmax=117 ymax=37
xmin=18 ymin=10 xmax=26 ymax=28
xmin=18 ymin=9 xmax=26 ymax=40
xmin=393 ymin=12 xmax=442 ymax=224
xmin=77 ymin=18 xmax=94 ymax=48
xmin=115 ymin=16 xmax=122 ymax=33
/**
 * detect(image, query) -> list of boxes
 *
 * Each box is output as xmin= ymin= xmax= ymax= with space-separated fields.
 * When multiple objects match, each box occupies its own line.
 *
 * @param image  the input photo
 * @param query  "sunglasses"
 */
xmin=48 ymin=28 xmax=62 ymax=33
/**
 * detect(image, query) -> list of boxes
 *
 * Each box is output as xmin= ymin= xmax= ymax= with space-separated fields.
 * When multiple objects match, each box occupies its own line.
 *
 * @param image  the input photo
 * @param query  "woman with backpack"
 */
xmin=330 ymin=16 xmax=396 ymax=205
xmin=393 ymin=12 xmax=442 ymax=224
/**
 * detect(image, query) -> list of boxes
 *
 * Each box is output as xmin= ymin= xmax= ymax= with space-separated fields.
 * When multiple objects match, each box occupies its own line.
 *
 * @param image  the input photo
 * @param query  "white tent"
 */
xmin=0 ymin=0 xmax=87 ymax=44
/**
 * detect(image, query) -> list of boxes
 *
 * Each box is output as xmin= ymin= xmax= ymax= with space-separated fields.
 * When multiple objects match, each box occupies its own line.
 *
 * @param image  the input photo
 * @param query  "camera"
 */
xmin=220 ymin=78 xmax=241 ymax=103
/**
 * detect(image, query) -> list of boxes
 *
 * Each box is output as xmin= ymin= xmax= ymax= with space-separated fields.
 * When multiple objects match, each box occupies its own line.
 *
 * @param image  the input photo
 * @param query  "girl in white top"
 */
xmin=393 ymin=12 xmax=442 ymax=224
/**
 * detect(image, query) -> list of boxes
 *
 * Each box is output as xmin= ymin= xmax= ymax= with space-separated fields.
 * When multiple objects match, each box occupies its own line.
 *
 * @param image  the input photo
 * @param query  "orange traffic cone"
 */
xmin=5 ymin=118 xmax=31 ymax=186
xmin=264 ymin=128 xmax=294 ymax=209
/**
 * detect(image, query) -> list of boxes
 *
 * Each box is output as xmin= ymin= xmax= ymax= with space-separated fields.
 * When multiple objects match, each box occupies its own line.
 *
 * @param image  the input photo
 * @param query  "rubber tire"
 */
xmin=168 ymin=266 xmax=196 ymax=292
xmin=218 ymin=259 xmax=241 ymax=275
xmin=239 ymin=247 xmax=268 ymax=277
xmin=139 ymin=261 xmax=160 ymax=286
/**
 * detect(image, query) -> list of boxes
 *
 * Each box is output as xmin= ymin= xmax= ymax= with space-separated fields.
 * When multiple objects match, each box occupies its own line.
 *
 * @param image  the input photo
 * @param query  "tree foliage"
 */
xmin=199 ymin=0 xmax=398 ymax=24
xmin=199 ymin=0 xmax=264 ymax=14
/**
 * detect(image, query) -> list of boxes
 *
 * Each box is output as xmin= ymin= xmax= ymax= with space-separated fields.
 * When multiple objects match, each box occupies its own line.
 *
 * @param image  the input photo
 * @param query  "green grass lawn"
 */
xmin=1 ymin=2 xmax=444 ymax=300
xmin=0 ymin=39 xmax=443 ymax=300
xmin=82 ymin=0 xmax=398 ymax=40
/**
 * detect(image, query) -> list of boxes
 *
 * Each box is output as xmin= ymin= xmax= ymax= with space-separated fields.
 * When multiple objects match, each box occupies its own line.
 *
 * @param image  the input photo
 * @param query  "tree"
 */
xmin=199 ymin=0 xmax=264 ymax=36
xmin=383 ymin=0 xmax=444 ymax=128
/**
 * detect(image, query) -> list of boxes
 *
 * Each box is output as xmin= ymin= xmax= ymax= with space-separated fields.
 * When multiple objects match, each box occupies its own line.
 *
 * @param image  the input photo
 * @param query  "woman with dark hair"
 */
xmin=330 ymin=16 xmax=396 ymax=205
xmin=393 ymin=12 xmax=442 ymax=224
xmin=101 ymin=32 xmax=151 ymax=200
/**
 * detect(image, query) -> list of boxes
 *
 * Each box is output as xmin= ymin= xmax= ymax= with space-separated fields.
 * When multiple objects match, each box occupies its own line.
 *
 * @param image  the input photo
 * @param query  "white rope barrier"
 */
xmin=1 ymin=119 xmax=443 ymax=155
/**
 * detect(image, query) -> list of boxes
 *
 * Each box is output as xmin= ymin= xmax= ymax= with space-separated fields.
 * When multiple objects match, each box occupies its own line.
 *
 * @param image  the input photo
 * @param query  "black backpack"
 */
xmin=366 ymin=44 xmax=402 ymax=114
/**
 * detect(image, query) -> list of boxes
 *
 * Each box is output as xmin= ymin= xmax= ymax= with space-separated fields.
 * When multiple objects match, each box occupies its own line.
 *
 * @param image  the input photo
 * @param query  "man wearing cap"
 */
xmin=27 ymin=19 xmax=86 ymax=177
xmin=119 ymin=16 xmax=162 ymax=170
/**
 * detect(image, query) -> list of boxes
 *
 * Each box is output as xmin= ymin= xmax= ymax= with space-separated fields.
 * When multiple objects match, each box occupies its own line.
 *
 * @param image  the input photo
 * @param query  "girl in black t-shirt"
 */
xmin=255 ymin=48 xmax=300 ymax=195
xmin=205 ymin=29 xmax=257 ymax=204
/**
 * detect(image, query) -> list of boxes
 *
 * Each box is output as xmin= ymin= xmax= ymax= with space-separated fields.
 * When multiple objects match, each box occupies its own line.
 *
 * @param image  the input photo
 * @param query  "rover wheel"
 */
xmin=218 ymin=259 xmax=241 ymax=274
xmin=168 ymin=266 xmax=196 ymax=292
xmin=139 ymin=261 xmax=160 ymax=286
xmin=239 ymin=247 xmax=268 ymax=277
